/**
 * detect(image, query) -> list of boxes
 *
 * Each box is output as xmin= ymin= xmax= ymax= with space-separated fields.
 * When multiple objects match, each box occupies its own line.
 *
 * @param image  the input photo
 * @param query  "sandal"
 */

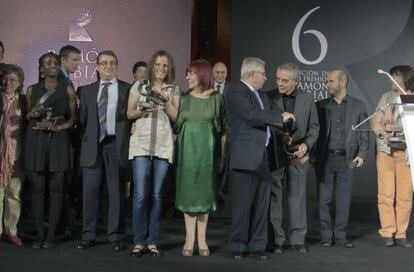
xmin=131 ymin=245 xmax=145 ymax=258
xmin=147 ymin=246 xmax=164 ymax=257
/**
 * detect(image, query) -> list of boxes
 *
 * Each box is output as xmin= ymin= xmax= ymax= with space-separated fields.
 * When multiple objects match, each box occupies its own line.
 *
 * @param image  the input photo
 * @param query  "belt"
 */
xmin=328 ymin=149 xmax=346 ymax=155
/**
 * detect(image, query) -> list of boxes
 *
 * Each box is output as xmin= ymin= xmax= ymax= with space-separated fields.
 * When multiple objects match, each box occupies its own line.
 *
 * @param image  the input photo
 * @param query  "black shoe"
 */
xmin=321 ymin=238 xmax=332 ymax=247
xmin=251 ymin=251 xmax=270 ymax=261
xmin=230 ymin=251 xmax=243 ymax=260
xmin=76 ymin=240 xmax=95 ymax=249
xmin=383 ymin=237 xmax=395 ymax=247
xmin=271 ymin=244 xmax=283 ymax=254
xmin=42 ymin=240 xmax=59 ymax=249
xmin=292 ymin=244 xmax=308 ymax=253
xmin=112 ymin=240 xmax=125 ymax=251
xmin=31 ymin=241 xmax=43 ymax=249
xmin=395 ymin=238 xmax=412 ymax=248
xmin=335 ymin=239 xmax=355 ymax=248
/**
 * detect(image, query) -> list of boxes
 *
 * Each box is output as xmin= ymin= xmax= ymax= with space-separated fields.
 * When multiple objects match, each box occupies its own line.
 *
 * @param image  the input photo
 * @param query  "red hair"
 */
xmin=186 ymin=59 xmax=212 ymax=92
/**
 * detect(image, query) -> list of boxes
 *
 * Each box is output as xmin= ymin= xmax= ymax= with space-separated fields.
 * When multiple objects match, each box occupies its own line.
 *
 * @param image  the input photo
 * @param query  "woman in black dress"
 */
xmin=25 ymin=52 xmax=77 ymax=248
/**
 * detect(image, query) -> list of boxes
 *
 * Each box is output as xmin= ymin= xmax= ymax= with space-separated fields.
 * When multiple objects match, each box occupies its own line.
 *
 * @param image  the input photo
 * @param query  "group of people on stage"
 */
xmin=0 ymin=40 xmax=413 ymax=261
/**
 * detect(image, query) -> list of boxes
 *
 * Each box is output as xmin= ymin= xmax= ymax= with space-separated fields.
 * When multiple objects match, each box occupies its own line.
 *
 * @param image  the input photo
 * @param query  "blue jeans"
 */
xmin=132 ymin=156 xmax=169 ymax=245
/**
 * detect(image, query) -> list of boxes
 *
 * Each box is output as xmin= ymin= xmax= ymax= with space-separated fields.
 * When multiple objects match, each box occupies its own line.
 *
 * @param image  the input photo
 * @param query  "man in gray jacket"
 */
xmin=267 ymin=62 xmax=319 ymax=253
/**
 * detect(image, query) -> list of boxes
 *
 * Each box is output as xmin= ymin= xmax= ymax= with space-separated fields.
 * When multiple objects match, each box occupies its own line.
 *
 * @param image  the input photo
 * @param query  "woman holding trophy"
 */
xmin=25 ymin=52 xmax=77 ymax=249
xmin=127 ymin=50 xmax=180 ymax=257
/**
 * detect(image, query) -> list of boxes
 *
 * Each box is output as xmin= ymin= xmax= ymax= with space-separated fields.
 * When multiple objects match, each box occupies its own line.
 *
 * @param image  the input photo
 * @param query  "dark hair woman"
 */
xmin=25 ymin=52 xmax=77 ymax=249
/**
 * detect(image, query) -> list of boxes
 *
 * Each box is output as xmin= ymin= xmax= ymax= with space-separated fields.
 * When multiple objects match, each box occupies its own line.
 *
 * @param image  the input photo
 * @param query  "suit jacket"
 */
xmin=224 ymin=81 xmax=284 ymax=171
xmin=315 ymin=95 xmax=369 ymax=169
xmin=268 ymin=88 xmax=319 ymax=149
xmin=78 ymin=79 xmax=131 ymax=167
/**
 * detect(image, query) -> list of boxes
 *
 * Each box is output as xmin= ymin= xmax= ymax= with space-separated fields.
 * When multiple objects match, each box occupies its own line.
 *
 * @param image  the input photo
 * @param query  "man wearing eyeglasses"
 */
xmin=226 ymin=57 xmax=295 ymax=261
xmin=76 ymin=50 xmax=131 ymax=252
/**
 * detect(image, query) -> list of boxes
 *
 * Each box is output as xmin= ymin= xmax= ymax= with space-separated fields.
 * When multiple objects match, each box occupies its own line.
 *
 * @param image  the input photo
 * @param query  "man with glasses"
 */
xmin=76 ymin=50 xmax=131 ymax=251
xmin=226 ymin=57 xmax=294 ymax=261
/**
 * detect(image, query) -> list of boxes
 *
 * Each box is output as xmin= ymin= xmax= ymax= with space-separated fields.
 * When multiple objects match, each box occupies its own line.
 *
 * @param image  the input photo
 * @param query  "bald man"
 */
xmin=213 ymin=62 xmax=228 ymax=95
xmin=314 ymin=69 xmax=369 ymax=248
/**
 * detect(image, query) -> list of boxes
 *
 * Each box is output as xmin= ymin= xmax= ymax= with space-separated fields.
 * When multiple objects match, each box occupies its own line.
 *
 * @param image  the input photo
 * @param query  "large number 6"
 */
xmin=292 ymin=6 xmax=327 ymax=65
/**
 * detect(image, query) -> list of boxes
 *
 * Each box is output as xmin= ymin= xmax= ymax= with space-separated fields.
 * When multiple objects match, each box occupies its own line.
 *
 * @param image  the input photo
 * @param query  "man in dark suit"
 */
xmin=56 ymin=45 xmax=81 ymax=235
xmin=213 ymin=61 xmax=229 ymax=95
xmin=226 ymin=57 xmax=294 ymax=261
xmin=58 ymin=45 xmax=81 ymax=88
xmin=76 ymin=50 xmax=131 ymax=251
xmin=267 ymin=62 xmax=319 ymax=254
xmin=315 ymin=69 xmax=369 ymax=248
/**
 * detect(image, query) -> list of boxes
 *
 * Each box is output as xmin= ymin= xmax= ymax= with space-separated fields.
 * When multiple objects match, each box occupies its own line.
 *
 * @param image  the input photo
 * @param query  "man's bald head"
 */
xmin=213 ymin=62 xmax=228 ymax=84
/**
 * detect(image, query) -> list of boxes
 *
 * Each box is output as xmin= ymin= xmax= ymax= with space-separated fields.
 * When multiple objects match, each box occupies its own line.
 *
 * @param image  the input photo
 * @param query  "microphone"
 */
xmin=377 ymin=69 xmax=407 ymax=95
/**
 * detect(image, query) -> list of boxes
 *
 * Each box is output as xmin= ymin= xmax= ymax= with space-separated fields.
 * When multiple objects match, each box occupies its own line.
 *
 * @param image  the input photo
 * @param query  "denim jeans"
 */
xmin=132 ymin=156 xmax=169 ymax=245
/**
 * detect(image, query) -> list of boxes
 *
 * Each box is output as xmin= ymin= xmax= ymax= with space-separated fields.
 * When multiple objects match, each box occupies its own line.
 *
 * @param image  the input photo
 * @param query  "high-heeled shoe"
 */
xmin=181 ymin=248 xmax=194 ymax=257
xmin=199 ymin=248 xmax=210 ymax=257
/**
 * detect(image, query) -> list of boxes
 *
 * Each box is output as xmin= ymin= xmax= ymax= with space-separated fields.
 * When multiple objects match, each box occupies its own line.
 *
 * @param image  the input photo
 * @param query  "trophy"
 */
xmin=384 ymin=122 xmax=406 ymax=149
xmin=138 ymin=80 xmax=169 ymax=110
xmin=281 ymin=119 xmax=309 ymax=166
xmin=32 ymin=104 xmax=61 ymax=130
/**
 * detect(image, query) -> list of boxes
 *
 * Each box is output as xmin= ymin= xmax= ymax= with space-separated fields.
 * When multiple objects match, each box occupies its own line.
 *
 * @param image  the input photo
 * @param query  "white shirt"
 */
xmin=97 ymin=78 xmax=118 ymax=135
xmin=214 ymin=81 xmax=226 ymax=94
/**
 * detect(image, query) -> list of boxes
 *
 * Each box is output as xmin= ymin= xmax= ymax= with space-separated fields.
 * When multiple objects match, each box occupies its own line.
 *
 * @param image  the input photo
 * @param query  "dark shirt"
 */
xmin=328 ymin=96 xmax=347 ymax=150
xmin=282 ymin=89 xmax=296 ymax=113
xmin=282 ymin=90 xmax=296 ymax=131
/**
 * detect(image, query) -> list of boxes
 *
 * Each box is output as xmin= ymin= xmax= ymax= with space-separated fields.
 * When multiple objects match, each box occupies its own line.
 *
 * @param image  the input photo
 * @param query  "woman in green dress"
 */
xmin=175 ymin=60 xmax=226 ymax=257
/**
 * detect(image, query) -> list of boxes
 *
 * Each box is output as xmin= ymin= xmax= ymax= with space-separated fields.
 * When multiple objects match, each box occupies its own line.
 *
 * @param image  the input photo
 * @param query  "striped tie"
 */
xmin=98 ymin=82 xmax=112 ymax=142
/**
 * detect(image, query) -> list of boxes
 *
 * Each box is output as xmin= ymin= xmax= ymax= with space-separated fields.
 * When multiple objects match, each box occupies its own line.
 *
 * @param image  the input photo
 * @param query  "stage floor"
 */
xmin=1 ymin=216 xmax=414 ymax=272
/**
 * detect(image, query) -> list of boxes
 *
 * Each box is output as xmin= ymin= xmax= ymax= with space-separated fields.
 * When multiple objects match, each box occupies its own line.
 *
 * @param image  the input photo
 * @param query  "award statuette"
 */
xmin=281 ymin=120 xmax=309 ymax=166
xmin=383 ymin=123 xmax=406 ymax=150
xmin=138 ymin=80 xmax=169 ymax=110
xmin=32 ymin=104 xmax=62 ymax=130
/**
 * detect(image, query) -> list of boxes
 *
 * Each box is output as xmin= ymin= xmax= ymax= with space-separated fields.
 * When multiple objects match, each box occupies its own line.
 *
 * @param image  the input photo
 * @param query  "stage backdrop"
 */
xmin=0 ymin=0 xmax=191 ymax=89
xmin=232 ymin=0 xmax=414 ymax=199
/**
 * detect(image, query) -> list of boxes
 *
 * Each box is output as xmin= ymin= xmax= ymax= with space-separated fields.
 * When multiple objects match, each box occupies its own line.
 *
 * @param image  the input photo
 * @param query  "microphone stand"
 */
xmin=353 ymin=68 xmax=407 ymax=131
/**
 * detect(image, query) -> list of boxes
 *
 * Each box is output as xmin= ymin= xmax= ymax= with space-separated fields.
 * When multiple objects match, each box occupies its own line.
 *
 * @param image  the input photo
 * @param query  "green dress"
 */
xmin=175 ymin=92 xmax=226 ymax=213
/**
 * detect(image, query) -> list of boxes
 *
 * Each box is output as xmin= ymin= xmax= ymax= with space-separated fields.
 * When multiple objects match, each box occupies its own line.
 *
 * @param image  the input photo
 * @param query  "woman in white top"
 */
xmin=127 ymin=50 xmax=180 ymax=257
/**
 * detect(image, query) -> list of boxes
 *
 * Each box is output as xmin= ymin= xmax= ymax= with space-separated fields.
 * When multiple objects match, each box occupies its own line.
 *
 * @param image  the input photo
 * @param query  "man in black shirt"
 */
xmin=267 ymin=63 xmax=319 ymax=253
xmin=314 ymin=69 xmax=369 ymax=248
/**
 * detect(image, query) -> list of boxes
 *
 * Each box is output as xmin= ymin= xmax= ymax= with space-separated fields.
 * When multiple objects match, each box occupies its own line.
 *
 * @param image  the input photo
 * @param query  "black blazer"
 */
xmin=78 ymin=79 xmax=131 ymax=167
xmin=315 ymin=95 xmax=369 ymax=169
xmin=224 ymin=81 xmax=284 ymax=171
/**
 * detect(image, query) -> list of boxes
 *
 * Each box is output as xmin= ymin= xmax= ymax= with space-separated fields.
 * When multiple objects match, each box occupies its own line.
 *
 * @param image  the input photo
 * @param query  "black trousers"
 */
xmin=228 ymin=152 xmax=272 ymax=252
xmin=29 ymin=171 xmax=65 ymax=242
xmin=318 ymin=153 xmax=354 ymax=240
xmin=81 ymin=137 xmax=125 ymax=242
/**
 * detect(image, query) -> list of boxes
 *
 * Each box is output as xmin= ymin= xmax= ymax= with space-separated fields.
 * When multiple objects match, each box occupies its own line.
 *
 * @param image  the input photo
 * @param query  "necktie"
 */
xmin=216 ymin=84 xmax=222 ymax=93
xmin=252 ymin=90 xmax=271 ymax=146
xmin=98 ymin=82 xmax=112 ymax=142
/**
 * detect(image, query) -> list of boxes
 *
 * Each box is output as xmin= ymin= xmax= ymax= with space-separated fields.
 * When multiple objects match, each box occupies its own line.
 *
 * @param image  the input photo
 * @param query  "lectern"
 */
xmin=399 ymin=95 xmax=414 ymax=187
